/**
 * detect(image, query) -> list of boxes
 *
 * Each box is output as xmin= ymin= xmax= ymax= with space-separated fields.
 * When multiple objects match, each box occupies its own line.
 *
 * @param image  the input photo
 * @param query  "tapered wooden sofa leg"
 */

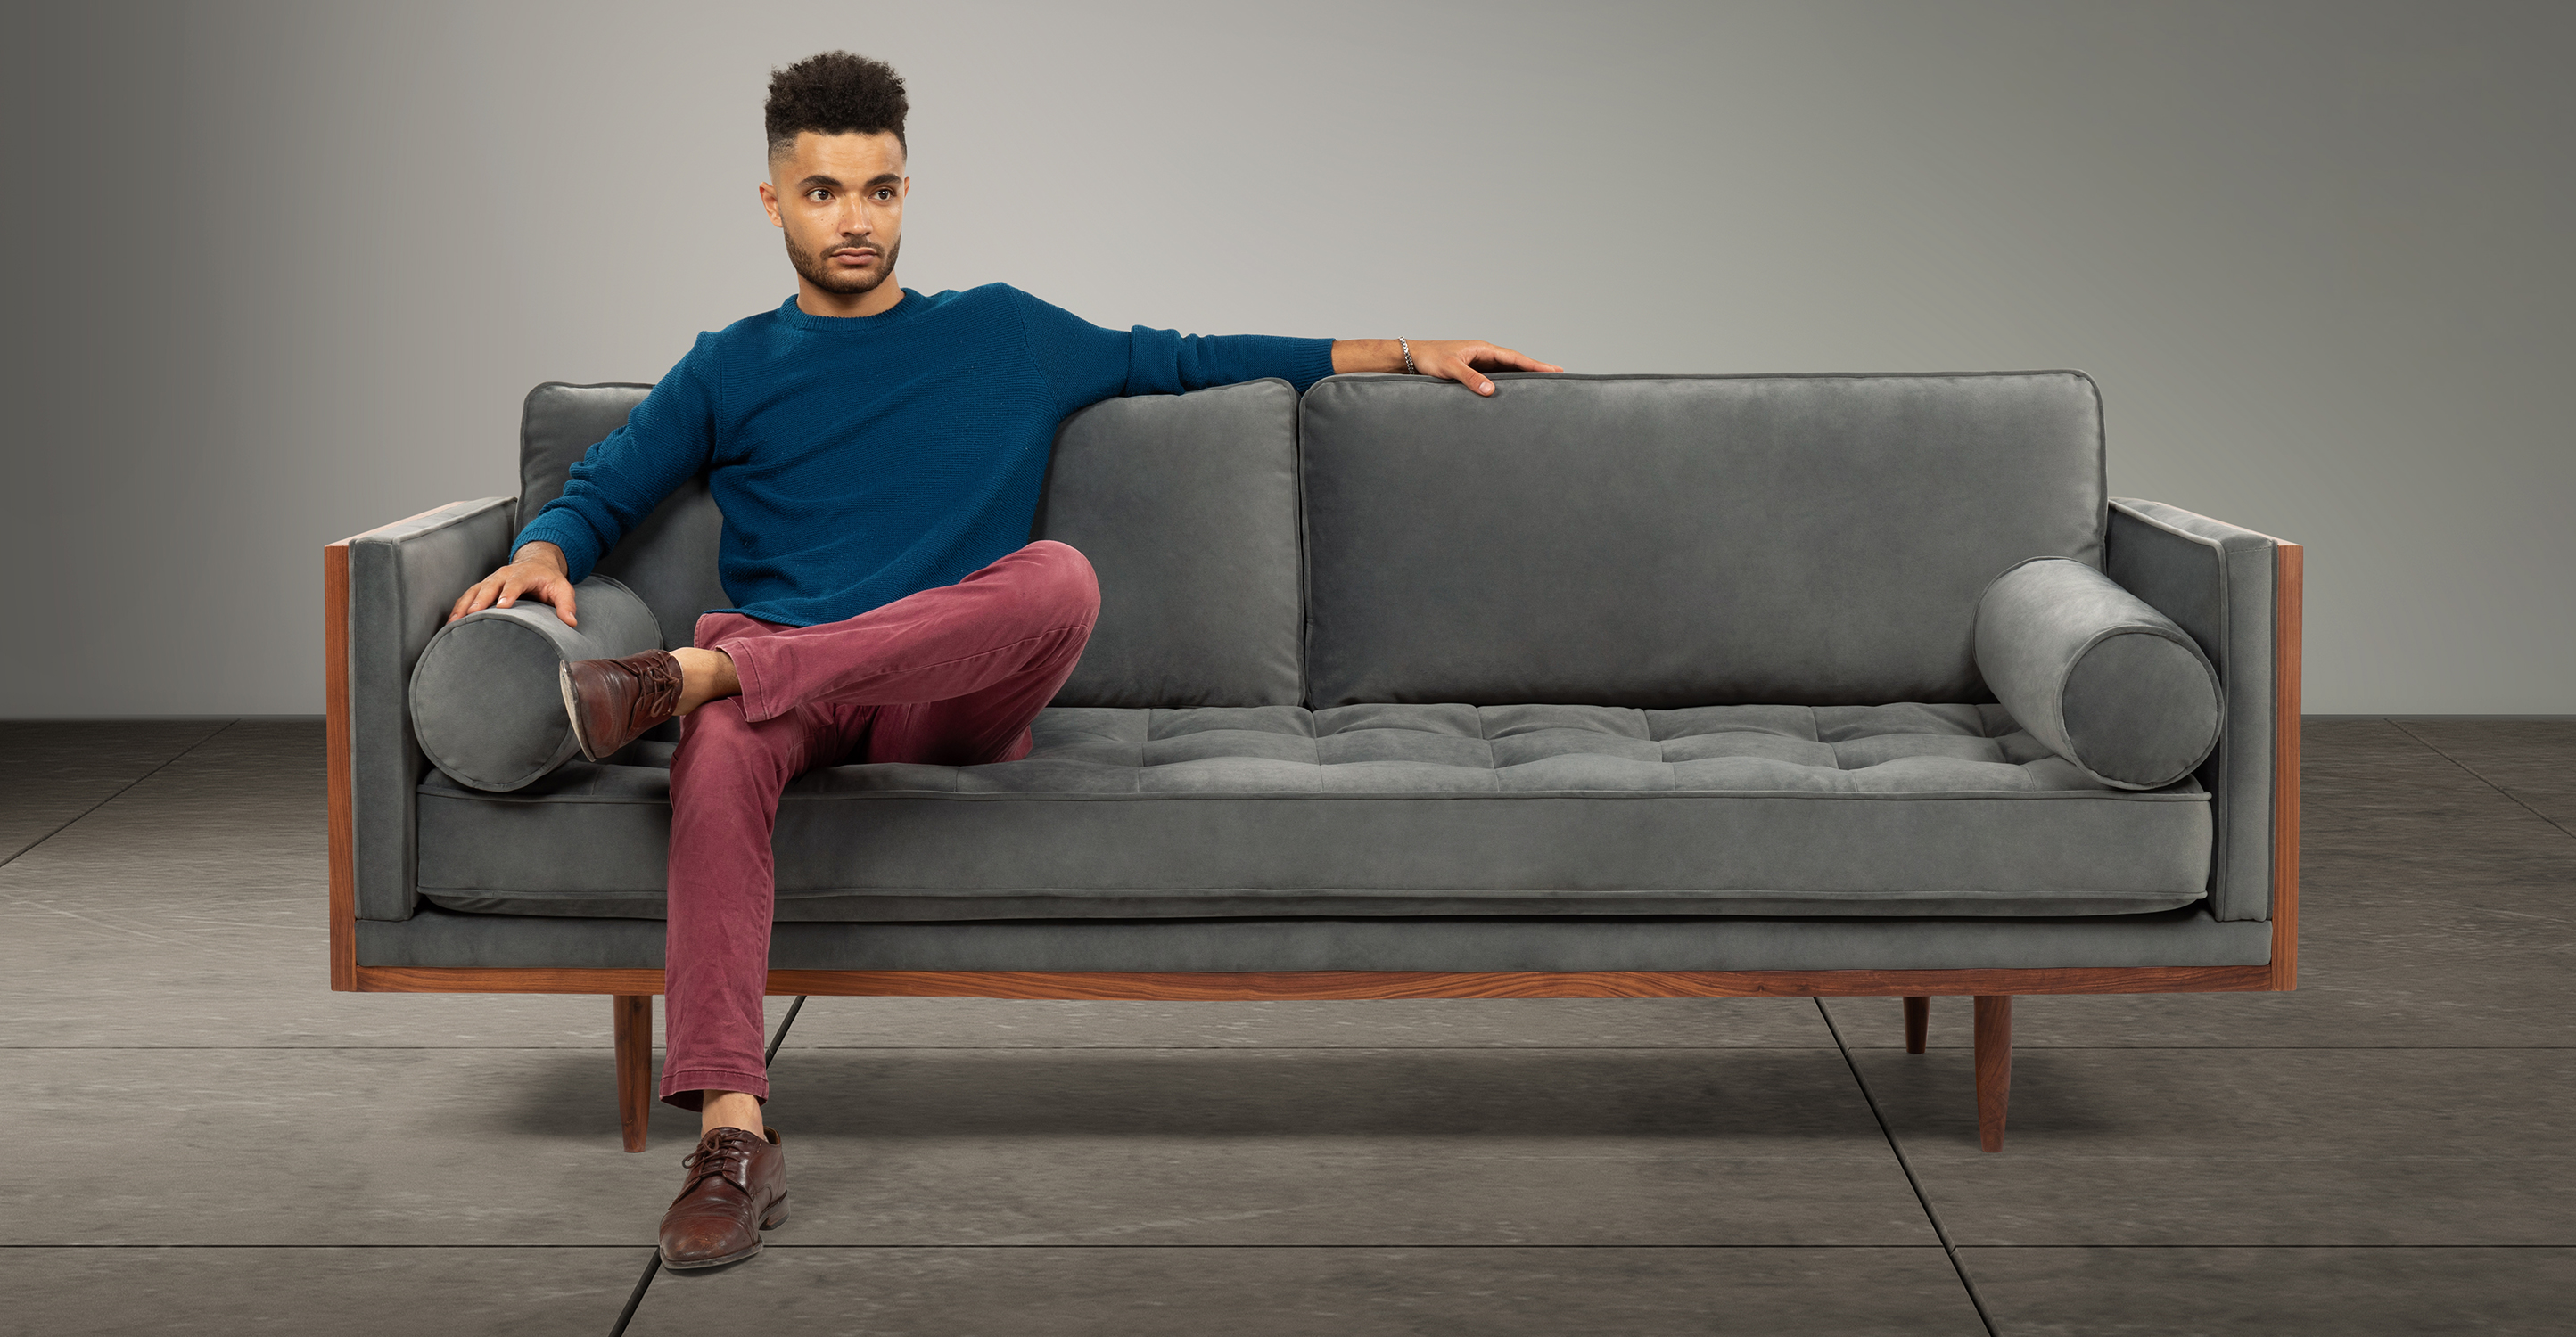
xmin=1903 ymin=996 xmax=1930 ymax=1054
xmin=1973 ymin=995 xmax=2012 ymax=1152
xmin=613 ymin=994 xmax=652 ymax=1153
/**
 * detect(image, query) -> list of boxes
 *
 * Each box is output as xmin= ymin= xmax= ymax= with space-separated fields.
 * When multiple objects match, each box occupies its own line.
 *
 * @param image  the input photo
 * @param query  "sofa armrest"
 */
xmin=2107 ymin=500 xmax=2300 ymax=949
xmin=325 ymin=498 xmax=519 ymax=957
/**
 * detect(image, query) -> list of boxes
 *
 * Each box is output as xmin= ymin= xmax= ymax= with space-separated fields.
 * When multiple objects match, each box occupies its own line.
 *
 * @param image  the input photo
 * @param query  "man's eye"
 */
xmin=809 ymin=191 xmax=831 ymax=202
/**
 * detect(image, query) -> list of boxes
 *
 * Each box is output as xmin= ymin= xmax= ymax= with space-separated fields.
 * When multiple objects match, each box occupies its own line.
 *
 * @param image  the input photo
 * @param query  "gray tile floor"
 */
xmin=3 ymin=717 xmax=2569 ymax=1334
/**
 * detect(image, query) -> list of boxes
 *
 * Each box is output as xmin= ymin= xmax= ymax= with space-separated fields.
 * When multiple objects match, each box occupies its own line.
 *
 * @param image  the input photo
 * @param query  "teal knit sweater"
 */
xmin=514 ymin=283 xmax=1334 ymax=627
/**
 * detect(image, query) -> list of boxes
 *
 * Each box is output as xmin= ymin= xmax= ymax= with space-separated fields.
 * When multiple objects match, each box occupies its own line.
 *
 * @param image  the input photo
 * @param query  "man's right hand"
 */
xmin=449 ymin=542 xmax=580 ymax=626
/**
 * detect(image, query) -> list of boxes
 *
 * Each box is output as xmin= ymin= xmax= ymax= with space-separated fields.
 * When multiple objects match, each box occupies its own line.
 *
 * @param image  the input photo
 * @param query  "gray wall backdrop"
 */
xmin=4 ymin=0 xmax=2568 ymax=716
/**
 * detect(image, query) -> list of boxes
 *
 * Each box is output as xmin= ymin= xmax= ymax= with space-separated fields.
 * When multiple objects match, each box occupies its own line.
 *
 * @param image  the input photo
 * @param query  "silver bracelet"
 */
xmin=1398 ymin=336 xmax=1418 ymax=374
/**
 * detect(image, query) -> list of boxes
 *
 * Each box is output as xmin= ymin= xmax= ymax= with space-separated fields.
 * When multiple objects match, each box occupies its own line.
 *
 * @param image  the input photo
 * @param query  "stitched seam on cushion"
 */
xmin=2128 ymin=503 xmax=2255 ymax=902
xmin=794 ymin=786 xmax=2214 ymax=802
xmin=2109 ymin=497 xmax=2295 ymax=550
xmin=2085 ymin=371 xmax=2108 ymax=567
xmin=350 ymin=496 xmax=514 ymax=545
xmin=420 ymin=787 xmax=2207 ymax=805
xmin=2109 ymin=500 xmax=2238 ymax=899
xmin=1291 ymin=381 xmax=1313 ymax=709
xmin=2109 ymin=499 xmax=2228 ymax=551
xmin=431 ymin=885 xmax=2210 ymax=898
xmin=770 ymin=897 xmax=2210 ymax=906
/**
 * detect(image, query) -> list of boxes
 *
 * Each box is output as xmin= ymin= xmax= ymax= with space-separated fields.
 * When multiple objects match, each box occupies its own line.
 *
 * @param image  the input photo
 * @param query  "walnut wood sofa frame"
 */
xmin=323 ymin=535 xmax=2299 ymax=1157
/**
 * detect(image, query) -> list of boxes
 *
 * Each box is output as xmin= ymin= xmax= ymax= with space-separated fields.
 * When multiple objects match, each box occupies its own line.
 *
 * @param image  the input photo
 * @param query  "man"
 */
xmin=446 ymin=51 xmax=1558 ymax=1270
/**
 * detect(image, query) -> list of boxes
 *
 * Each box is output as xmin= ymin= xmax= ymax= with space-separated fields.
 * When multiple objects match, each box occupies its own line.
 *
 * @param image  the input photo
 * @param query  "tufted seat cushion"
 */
xmin=415 ymin=701 xmax=2212 ymax=922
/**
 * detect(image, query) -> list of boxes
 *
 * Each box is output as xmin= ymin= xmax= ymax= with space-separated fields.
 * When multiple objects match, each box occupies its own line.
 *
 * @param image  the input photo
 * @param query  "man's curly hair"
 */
xmin=766 ymin=52 xmax=908 ymax=158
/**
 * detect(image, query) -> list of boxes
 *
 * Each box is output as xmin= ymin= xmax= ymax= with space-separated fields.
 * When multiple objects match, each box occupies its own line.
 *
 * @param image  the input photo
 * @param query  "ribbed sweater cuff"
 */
xmin=512 ymin=515 xmax=602 ymax=586
xmin=1287 ymin=339 xmax=1338 ymax=394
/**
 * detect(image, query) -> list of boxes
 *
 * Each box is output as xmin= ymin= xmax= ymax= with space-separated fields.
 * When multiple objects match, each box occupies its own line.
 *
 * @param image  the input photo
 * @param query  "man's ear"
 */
xmin=757 ymin=179 xmax=784 ymax=229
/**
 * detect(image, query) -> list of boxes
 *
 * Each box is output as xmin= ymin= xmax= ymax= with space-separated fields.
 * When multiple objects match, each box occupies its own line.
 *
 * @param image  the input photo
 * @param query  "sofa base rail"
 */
xmin=349 ymin=963 xmax=2272 ymax=998
xmin=352 ymin=965 xmax=2233 ymax=1158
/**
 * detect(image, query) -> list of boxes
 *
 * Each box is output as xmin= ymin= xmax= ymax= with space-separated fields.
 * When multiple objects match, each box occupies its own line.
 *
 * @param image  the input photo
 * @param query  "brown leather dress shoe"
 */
xmin=659 ymin=1126 xmax=788 ymax=1269
xmin=558 ymin=648 xmax=684 ymax=761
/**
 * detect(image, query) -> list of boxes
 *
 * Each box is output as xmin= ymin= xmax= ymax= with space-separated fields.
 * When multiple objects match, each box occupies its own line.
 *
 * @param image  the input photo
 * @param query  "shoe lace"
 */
xmin=630 ymin=651 xmax=683 ymax=722
xmin=678 ymin=1128 xmax=755 ymax=1190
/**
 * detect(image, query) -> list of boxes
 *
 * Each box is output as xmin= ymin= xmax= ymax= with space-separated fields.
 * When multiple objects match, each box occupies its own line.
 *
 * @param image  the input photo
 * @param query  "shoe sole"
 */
xmin=659 ymin=1195 xmax=790 ymax=1271
xmin=558 ymin=660 xmax=602 ymax=762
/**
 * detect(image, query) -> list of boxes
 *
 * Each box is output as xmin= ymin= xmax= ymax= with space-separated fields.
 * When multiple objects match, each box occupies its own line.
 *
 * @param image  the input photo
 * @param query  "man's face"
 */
xmin=759 ymin=130 xmax=908 ymax=299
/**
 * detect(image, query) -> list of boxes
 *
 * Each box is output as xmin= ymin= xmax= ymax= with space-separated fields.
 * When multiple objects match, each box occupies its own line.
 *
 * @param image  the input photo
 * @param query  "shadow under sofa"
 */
xmin=325 ymin=371 xmax=2301 ymax=1155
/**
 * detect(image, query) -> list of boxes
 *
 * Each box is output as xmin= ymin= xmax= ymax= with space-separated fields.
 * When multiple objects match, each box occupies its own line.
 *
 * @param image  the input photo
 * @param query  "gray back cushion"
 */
xmin=519 ymin=381 xmax=728 ymax=652
xmin=1033 ymin=380 xmax=1304 ymax=707
xmin=519 ymin=378 xmax=1305 ymax=709
xmin=1299 ymin=373 xmax=2107 ymax=708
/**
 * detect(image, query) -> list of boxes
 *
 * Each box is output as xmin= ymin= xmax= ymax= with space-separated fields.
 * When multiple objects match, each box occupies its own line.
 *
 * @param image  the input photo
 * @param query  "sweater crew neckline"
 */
xmin=772 ymin=289 xmax=925 ymax=332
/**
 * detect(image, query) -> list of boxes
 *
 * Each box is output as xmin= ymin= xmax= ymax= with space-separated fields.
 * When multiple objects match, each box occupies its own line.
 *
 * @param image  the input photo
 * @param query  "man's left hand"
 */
xmin=1330 ymin=339 xmax=1564 ymax=395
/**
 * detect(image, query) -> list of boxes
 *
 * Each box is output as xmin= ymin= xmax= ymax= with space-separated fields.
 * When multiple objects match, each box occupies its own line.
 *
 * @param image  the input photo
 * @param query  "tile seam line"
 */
xmin=12 ymin=1244 xmax=2576 ymax=1252
xmin=734 ymin=1241 xmax=2576 ymax=1251
xmin=2387 ymin=718 xmax=2576 ymax=843
xmin=14 ymin=1044 xmax=2575 ymax=1053
xmin=606 ymin=993 xmax=811 ymax=1334
xmin=0 ymin=1044 xmax=1862 ymax=1053
xmin=0 ymin=1243 xmax=2052 ymax=1251
xmin=770 ymin=1043 xmax=2571 ymax=1053
xmin=1941 ymin=1243 xmax=2576 ymax=1250
xmin=1813 ymin=997 xmax=2002 ymax=1337
xmin=0 ymin=718 xmax=239 ymax=870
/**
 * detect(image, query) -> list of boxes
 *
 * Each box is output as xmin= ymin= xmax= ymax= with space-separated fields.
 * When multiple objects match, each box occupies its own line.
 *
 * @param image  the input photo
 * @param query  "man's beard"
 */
xmin=786 ymin=232 xmax=901 ymax=295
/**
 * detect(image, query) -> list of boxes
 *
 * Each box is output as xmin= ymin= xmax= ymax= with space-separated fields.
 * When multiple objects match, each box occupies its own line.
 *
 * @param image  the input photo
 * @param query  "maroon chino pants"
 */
xmin=657 ymin=539 xmax=1100 ymax=1108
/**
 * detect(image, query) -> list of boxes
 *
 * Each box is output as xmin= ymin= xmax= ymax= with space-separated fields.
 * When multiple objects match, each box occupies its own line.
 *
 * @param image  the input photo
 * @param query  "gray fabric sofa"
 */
xmin=324 ymin=371 xmax=2302 ymax=1153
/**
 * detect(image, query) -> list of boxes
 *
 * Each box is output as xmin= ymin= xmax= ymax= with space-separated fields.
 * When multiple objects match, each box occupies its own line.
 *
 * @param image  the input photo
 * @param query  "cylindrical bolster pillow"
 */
xmin=407 ymin=575 xmax=663 ymax=792
xmin=1974 ymin=557 xmax=2224 ymax=790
